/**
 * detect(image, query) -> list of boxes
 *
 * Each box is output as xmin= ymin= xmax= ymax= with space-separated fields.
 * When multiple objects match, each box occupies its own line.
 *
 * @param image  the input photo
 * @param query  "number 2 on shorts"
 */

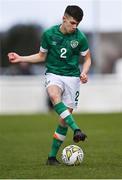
xmin=75 ymin=91 xmax=79 ymax=102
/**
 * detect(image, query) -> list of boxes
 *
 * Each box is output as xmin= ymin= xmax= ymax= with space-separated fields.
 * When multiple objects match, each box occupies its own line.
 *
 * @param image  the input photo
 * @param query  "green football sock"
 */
xmin=54 ymin=102 xmax=79 ymax=131
xmin=49 ymin=125 xmax=68 ymax=157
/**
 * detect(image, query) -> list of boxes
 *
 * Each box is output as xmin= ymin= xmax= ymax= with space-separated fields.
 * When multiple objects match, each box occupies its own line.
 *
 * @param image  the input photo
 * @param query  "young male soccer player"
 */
xmin=8 ymin=5 xmax=91 ymax=165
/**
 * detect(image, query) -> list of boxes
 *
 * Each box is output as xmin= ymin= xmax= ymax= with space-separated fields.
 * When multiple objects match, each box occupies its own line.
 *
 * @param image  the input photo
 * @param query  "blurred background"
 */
xmin=0 ymin=0 xmax=122 ymax=114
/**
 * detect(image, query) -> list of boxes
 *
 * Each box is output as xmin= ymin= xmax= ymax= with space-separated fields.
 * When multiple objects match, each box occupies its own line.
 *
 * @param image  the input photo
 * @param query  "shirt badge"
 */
xmin=70 ymin=40 xmax=79 ymax=48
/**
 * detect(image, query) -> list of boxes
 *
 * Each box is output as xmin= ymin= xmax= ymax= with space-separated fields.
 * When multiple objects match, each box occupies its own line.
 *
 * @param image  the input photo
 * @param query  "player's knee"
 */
xmin=49 ymin=93 xmax=61 ymax=105
xmin=68 ymin=108 xmax=73 ymax=114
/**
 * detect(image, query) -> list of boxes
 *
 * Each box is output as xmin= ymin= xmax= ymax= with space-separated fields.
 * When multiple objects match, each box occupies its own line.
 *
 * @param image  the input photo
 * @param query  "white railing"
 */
xmin=0 ymin=75 xmax=48 ymax=114
xmin=0 ymin=74 xmax=122 ymax=114
xmin=76 ymin=74 xmax=122 ymax=113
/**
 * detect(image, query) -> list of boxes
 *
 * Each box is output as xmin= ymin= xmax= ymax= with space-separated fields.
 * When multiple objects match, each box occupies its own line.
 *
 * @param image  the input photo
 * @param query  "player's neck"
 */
xmin=59 ymin=24 xmax=67 ymax=34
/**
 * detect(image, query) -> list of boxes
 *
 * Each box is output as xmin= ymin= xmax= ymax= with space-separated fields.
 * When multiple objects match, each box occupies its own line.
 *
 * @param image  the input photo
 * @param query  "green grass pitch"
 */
xmin=0 ymin=113 xmax=122 ymax=179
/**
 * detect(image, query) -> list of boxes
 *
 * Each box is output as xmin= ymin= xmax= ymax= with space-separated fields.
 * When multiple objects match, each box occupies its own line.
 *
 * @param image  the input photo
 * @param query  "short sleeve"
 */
xmin=40 ymin=32 xmax=49 ymax=53
xmin=80 ymin=33 xmax=89 ymax=56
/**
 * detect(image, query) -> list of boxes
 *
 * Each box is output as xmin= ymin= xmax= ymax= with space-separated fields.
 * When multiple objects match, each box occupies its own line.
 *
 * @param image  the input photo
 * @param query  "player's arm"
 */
xmin=8 ymin=51 xmax=47 ymax=64
xmin=80 ymin=50 xmax=91 ymax=83
xmin=8 ymin=30 xmax=49 ymax=64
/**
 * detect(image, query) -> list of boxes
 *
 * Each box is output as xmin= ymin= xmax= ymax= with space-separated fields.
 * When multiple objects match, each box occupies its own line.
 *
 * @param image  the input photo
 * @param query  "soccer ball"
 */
xmin=61 ymin=145 xmax=84 ymax=166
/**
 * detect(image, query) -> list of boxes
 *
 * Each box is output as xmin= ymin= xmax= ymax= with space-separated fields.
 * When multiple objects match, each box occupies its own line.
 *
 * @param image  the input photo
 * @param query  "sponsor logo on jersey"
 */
xmin=70 ymin=40 xmax=79 ymax=48
xmin=52 ymin=41 xmax=57 ymax=45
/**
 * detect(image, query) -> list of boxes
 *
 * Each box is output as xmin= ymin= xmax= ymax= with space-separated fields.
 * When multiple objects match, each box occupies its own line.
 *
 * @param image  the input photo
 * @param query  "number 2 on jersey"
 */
xmin=60 ymin=48 xmax=67 ymax=59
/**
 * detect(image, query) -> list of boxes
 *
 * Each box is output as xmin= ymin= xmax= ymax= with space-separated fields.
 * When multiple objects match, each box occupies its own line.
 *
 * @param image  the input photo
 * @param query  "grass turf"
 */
xmin=0 ymin=113 xmax=122 ymax=179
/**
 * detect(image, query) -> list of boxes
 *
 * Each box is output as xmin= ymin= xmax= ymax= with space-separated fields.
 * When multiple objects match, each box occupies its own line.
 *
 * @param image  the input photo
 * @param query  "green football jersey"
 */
xmin=40 ymin=25 xmax=89 ymax=77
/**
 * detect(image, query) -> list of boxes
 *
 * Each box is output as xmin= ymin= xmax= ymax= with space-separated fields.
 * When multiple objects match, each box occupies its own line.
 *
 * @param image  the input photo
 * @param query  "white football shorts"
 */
xmin=45 ymin=73 xmax=80 ymax=109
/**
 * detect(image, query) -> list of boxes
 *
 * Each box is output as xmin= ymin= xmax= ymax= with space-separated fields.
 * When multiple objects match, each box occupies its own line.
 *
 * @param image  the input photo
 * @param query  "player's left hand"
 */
xmin=80 ymin=73 xmax=88 ymax=83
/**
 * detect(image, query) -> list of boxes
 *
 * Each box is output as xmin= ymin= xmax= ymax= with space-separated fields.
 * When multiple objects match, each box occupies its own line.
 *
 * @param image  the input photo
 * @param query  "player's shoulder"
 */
xmin=76 ymin=29 xmax=87 ymax=40
xmin=43 ymin=25 xmax=59 ymax=35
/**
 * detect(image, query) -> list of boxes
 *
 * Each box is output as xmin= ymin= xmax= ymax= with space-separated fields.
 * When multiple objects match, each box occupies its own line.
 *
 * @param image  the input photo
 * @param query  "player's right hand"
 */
xmin=80 ymin=73 xmax=88 ymax=83
xmin=8 ymin=52 xmax=21 ymax=63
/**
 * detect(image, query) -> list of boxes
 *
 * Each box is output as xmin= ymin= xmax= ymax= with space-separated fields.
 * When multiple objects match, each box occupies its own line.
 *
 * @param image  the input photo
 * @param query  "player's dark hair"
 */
xmin=64 ymin=5 xmax=84 ymax=22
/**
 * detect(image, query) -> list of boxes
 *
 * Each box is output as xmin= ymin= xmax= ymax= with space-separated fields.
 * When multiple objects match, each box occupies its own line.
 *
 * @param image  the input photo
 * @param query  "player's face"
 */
xmin=63 ymin=15 xmax=79 ymax=33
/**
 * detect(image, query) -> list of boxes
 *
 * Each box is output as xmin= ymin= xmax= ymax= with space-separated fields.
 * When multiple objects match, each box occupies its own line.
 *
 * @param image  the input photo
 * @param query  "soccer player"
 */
xmin=8 ymin=5 xmax=91 ymax=165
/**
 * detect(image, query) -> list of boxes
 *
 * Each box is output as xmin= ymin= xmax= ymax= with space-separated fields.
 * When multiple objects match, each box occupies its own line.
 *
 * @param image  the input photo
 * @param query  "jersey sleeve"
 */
xmin=40 ymin=31 xmax=49 ymax=53
xmin=80 ymin=33 xmax=89 ymax=56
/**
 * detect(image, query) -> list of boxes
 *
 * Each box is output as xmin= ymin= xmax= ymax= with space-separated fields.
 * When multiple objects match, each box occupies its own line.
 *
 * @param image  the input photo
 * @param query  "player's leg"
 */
xmin=47 ymin=85 xmax=80 ymax=131
xmin=47 ymin=124 xmax=68 ymax=165
xmin=46 ymin=85 xmax=65 ymax=165
xmin=47 ymin=108 xmax=72 ymax=165
xmin=47 ymin=85 xmax=87 ymax=141
xmin=59 ymin=109 xmax=86 ymax=143
xmin=61 ymin=76 xmax=87 ymax=142
xmin=54 ymin=103 xmax=87 ymax=143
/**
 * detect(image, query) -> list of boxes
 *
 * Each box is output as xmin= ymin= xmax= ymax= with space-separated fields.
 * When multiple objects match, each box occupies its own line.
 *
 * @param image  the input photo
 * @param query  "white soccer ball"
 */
xmin=61 ymin=145 xmax=84 ymax=166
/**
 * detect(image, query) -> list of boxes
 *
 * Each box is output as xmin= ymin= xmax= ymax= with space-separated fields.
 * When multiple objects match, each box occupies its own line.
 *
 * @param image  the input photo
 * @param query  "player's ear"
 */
xmin=63 ymin=15 xmax=66 ymax=22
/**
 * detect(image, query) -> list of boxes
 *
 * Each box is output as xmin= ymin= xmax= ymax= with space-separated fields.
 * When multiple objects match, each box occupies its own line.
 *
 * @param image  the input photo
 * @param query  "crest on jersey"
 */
xmin=70 ymin=40 xmax=78 ymax=48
